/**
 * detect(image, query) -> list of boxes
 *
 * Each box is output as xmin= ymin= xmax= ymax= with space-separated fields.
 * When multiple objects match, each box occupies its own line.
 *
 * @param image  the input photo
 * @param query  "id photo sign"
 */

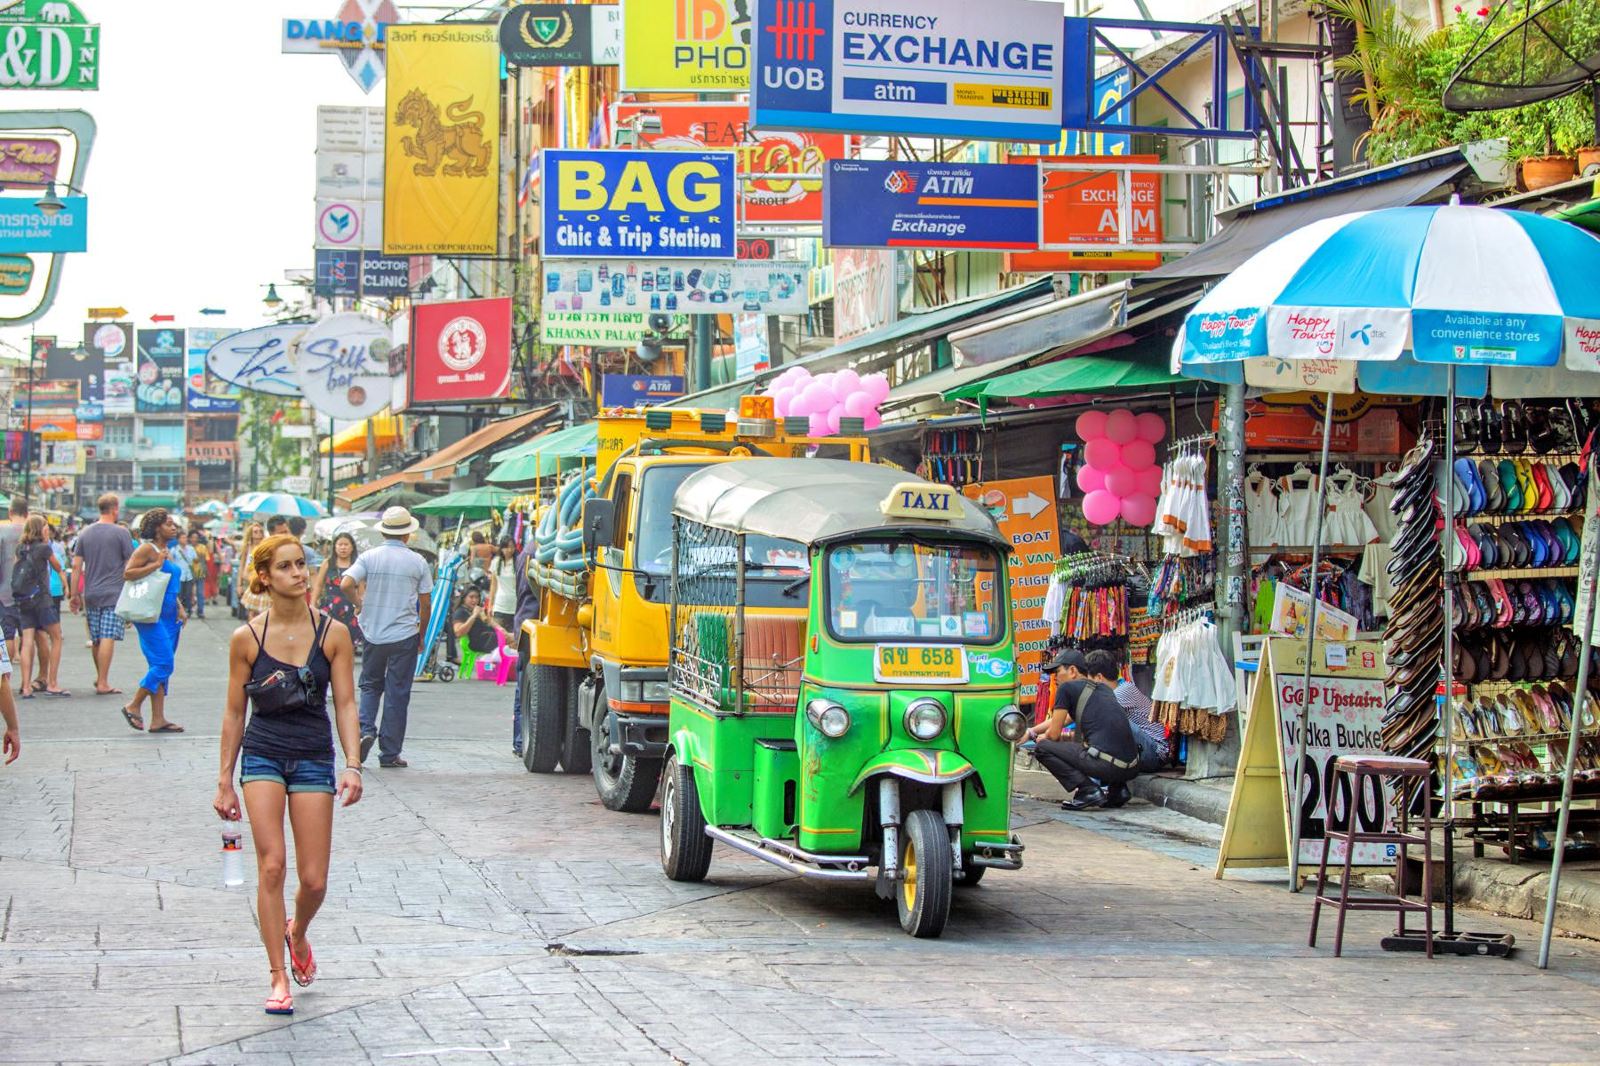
xmin=541 ymin=149 xmax=737 ymax=260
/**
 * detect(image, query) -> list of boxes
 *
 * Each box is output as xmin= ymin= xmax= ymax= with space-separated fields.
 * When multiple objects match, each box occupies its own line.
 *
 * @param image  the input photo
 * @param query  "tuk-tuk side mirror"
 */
xmin=581 ymin=498 xmax=615 ymax=554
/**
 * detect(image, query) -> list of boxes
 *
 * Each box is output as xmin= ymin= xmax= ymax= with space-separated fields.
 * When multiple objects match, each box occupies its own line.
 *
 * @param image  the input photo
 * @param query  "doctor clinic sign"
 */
xmin=409 ymin=297 xmax=512 ymax=405
xmin=541 ymin=149 xmax=736 ymax=259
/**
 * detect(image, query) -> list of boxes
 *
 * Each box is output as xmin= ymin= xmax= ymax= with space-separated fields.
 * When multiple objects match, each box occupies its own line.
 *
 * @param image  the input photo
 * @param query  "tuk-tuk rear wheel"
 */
xmin=659 ymin=752 xmax=712 ymax=882
xmin=896 ymin=809 xmax=953 ymax=938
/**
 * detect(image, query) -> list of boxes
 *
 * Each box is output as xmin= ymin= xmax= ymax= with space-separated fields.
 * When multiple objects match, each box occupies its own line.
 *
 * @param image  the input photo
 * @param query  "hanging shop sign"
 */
xmin=600 ymin=374 xmax=685 ymax=408
xmin=542 ymin=258 xmax=807 ymax=315
xmin=134 ymin=327 xmax=186 ymax=415
xmin=732 ymin=313 xmax=767 ymax=377
xmin=499 ymin=3 xmax=621 ymax=66
xmin=0 ymin=1 xmax=101 ymax=91
xmin=43 ymin=334 xmax=102 ymax=401
xmin=1006 ymin=154 xmax=1161 ymax=273
xmin=962 ymin=476 xmax=1056 ymax=682
xmin=540 ymin=310 xmax=684 ymax=346
xmin=1217 ymin=638 xmax=1395 ymax=875
xmin=186 ymin=327 xmax=240 ymax=414
xmin=0 ymin=254 xmax=33 ymax=293
xmin=0 ymin=136 xmax=63 ymax=187
xmin=621 ymin=0 xmax=748 ymax=92
xmin=613 ymin=101 xmax=848 ymax=225
xmin=408 ymin=297 xmax=513 ymax=405
xmin=293 ymin=313 xmax=396 ymax=420
xmin=751 ymin=0 xmax=1064 ymax=143
xmin=314 ymin=248 xmax=410 ymax=298
xmin=205 ymin=323 xmax=306 ymax=398
xmin=85 ymin=319 xmax=128 ymax=360
xmin=315 ymin=198 xmax=377 ymax=250
xmin=0 ymin=196 xmax=87 ymax=253
xmin=281 ymin=0 xmax=399 ymax=94
xmin=382 ymin=23 xmax=500 ymax=257
xmin=823 ymin=160 xmax=1040 ymax=251
xmin=832 ymin=247 xmax=896 ymax=341
xmin=541 ymin=149 xmax=737 ymax=260
xmin=316 ymin=105 xmax=385 ymax=251
xmin=187 ymin=440 xmax=237 ymax=464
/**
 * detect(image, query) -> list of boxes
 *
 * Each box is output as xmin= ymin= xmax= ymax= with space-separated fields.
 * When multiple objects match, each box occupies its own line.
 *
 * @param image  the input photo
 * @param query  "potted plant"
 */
xmin=1519 ymin=119 xmax=1577 ymax=190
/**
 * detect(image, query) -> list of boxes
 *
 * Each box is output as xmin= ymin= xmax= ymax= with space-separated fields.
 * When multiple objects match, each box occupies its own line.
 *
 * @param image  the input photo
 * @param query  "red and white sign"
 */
xmin=409 ymin=297 xmax=513 ymax=404
xmin=1007 ymin=154 xmax=1163 ymax=274
xmin=613 ymin=101 xmax=849 ymax=224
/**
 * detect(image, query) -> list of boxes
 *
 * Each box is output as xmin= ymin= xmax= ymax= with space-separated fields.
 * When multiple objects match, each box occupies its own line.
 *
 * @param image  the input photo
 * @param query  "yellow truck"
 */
xmin=518 ymin=401 xmax=871 ymax=811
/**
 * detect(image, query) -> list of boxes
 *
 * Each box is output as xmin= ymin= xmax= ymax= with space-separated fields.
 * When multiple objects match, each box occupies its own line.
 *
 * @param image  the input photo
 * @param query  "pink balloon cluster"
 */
xmin=763 ymin=365 xmax=890 ymax=436
xmin=1075 ymin=408 xmax=1166 ymax=527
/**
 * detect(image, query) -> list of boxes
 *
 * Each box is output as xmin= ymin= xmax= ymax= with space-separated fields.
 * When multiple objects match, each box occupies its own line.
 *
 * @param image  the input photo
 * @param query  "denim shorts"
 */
xmin=239 ymin=753 xmax=336 ymax=794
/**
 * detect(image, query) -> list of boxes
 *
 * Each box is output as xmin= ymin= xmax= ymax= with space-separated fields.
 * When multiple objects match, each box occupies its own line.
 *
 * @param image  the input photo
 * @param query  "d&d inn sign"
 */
xmin=0 ymin=0 xmax=101 ymax=90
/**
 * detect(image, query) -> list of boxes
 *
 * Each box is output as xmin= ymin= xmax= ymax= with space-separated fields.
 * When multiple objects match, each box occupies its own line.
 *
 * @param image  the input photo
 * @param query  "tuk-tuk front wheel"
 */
xmin=659 ymin=753 xmax=712 ymax=882
xmin=897 ymin=809 xmax=953 ymax=938
xmin=591 ymin=699 xmax=663 ymax=812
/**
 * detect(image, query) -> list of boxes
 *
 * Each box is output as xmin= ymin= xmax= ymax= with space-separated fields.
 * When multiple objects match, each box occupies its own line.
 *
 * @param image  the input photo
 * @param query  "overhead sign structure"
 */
xmin=281 ymin=0 xmax=400 ymax=94
xmin=751 ymin=0 xmax=1065 ymax=142
xmin=823 ymin=160 xmax=1039 ymax=251
xmin=614 ymin=101 xmax=847 ymax=226
xmin=0 ymin=1 xmax=100 ymax=90
xmin=134 ymin=328 xmax=185 ymax=415
xmin=1007 ymin=154 xmax=1162 ymax=273
xmin=621 ymin=0 xmax=748 ymax=92
xmin=315 ymin=248 xmax=410 ymax=298
xmin=185 ymin=327 xmax=240 ymax=414
xmin=408 ymin=297 xmax=513 ymax=405
xmin=542 ymin=149 xmax=737 ymax=260
xmin=293 ymin=313 xmax=396 ymax=420
xmin=601 ymin=374 xmax=686 ymax=408
xmin=0 ymin=195 xmax=87 ymax=253
xmin=542 ymin=259 xmax=808 ymax=316
xmin=540 ymin=310 xmax=678 ymax=347
xmin=383 ymin=23 xmax=500 ymax=257
xmin=500 ymin=3 xmax=621 ymax=66
xmin=205 ymin=323 xmax=306 ymax=397
xmin=1060 ymin=68 xmax=1133 ymax=157
xmin=0 ymin=109 xmax=94 ymax=329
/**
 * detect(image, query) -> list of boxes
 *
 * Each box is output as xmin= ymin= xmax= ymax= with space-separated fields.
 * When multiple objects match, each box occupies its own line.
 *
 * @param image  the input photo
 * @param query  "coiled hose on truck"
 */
xmin=530 ymin=472 xmax=593 ymax=600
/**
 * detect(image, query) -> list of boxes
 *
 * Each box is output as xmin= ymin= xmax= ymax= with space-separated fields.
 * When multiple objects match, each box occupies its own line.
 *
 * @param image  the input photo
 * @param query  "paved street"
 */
xmin=4 ymin=614 xmax=1600 ymax=1065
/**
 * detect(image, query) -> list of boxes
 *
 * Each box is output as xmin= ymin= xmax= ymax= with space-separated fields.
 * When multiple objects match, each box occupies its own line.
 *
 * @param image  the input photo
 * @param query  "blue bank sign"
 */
xmin=0 ymin=195 xmax=87 ymax=253
xmin=823 ymin=160 xmax=1039 ymax=251
xmin=600 ymin=374 xmax=686 ymax=408
xmin=541 ymin=149 xmax=737 ymax=260
xmin=751 ymin=0 xmax=1065 ymax=142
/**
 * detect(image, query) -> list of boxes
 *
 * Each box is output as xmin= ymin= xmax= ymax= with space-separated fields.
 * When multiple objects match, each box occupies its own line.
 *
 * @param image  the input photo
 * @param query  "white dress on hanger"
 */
xmin=1276 ymin=467 xmax=1318 ymax=547
xmin=1244 ymin=470 xmax=1281 ymax=547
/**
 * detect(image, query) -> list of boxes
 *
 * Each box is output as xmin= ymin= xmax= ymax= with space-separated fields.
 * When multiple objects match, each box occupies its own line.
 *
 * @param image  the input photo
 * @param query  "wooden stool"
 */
xmin=1308 ymin=755 xmax=1435 ymax=958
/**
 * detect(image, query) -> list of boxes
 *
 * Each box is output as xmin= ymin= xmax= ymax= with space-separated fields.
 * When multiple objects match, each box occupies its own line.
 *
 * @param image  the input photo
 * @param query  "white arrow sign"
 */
xmin=1011 ymin=491 xmax=1049 ymax=520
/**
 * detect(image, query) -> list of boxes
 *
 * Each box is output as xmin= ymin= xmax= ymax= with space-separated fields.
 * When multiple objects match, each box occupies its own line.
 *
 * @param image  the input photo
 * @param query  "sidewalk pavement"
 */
xmin=6 ymin=614 xmax=1600 ymax=1064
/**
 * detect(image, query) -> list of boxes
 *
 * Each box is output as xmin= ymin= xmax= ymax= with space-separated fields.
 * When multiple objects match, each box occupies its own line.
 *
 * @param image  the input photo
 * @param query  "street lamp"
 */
xmin=33 ymin=180 xmax=84 ymax=217
xmin=263 ymin=283 xmax=284 ymax=311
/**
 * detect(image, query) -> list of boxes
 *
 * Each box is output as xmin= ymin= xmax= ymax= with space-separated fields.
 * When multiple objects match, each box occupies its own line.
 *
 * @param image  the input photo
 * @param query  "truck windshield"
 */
xmin=825 ymin=539 xmax=1004 ymax=645
xmin=636 ymin=463 xmax=711 ymax=577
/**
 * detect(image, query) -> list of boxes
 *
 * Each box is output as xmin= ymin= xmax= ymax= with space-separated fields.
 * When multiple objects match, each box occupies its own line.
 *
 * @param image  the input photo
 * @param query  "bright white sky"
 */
xmin=0 ymin=0 xmax=384 ymax=355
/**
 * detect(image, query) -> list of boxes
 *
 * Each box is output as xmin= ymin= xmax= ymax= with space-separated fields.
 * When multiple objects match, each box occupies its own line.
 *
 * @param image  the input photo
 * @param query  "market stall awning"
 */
xmin=318 ymin=414 xmax=403 ymax=456
xmin=411 ymin=485 xmax=515 ymax=519
xmin=485 ymin=421 xmax=598 ymax=485
xmin=337 ymin=406 xmax=556 ymax=507
xmin=944 ymin=349 xmax=1188 ymax=404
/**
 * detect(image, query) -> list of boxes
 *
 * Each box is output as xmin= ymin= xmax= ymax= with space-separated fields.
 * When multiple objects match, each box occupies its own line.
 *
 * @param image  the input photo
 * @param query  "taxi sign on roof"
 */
xmin=881 ymin=482 xmax=958 ymax=521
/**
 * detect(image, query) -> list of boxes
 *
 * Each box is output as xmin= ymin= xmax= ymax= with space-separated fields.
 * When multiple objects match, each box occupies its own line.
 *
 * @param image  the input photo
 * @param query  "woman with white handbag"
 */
xmin=118 ymin=509 xmax=186 ymax=733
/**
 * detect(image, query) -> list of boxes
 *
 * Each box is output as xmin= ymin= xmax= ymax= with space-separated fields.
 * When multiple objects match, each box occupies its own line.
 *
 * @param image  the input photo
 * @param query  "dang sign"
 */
xmin=541 ymin=149 xmax=736 ymax=260
xmin=751 ymin=0 xmax=1064 ymax=142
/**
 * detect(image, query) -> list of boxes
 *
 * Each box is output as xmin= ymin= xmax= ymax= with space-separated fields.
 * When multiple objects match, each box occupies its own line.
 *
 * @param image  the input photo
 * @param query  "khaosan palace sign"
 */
xmin=282 ymin=0 xmax=399 ymax=94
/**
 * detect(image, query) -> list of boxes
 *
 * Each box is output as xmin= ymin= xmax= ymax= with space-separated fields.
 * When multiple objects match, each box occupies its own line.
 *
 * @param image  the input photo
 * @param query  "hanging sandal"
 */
xmin=285 ymin=918 xmax=316 ymax=987
xmin=264 ymin=969 xmax=294 ymax=1016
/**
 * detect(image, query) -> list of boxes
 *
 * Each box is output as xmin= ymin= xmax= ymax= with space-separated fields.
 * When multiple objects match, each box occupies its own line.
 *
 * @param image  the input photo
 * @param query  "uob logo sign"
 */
xmin=760 ymin=0 xmax=830 ymax=96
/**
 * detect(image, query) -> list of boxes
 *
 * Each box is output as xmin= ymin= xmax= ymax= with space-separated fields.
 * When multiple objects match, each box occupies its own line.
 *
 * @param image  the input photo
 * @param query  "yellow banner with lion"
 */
xmin=383 ymin=24 xmax=500 ymax=256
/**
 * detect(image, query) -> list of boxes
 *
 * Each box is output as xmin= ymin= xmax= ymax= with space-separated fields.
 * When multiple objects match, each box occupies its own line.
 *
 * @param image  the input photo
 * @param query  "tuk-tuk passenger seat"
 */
xmin=742 ymin=614 xmax=806 ymax=711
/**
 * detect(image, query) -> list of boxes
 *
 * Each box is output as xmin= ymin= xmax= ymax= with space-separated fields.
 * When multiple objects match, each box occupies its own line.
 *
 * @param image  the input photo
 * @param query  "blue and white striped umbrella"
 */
xmin=1178 ymin=203 xmax=1600 ymax=372
xmin=230 ymin=491 xmax=327 ymax=519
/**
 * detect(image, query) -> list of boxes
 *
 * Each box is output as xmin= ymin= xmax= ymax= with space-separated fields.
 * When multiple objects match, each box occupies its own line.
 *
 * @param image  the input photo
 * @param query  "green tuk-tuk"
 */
xmin=659 ymin=459 xmax=1027 ymax=937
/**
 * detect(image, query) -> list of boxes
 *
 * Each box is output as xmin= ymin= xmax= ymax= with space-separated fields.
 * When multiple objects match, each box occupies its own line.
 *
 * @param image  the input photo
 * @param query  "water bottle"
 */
xmin=221 ymin=820 xmax=244 ymax=887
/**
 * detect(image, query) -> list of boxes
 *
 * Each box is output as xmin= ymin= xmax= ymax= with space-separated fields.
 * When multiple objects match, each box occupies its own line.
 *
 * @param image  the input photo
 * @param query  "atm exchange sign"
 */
xmin=752 ymin=0 xmax=1064 ymax=142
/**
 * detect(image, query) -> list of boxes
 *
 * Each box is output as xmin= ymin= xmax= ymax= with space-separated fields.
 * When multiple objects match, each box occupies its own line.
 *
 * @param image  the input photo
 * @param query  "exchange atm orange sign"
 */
xmin=1006 ymin=153 xmax=1163 ymax=273
xmin=962 ymin=476 xmax=1059 ymax=693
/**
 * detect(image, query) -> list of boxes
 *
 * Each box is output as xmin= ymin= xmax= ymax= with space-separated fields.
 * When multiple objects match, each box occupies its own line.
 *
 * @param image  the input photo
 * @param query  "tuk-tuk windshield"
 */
xmin=825 ymin=539 xmax=1004 ymax=645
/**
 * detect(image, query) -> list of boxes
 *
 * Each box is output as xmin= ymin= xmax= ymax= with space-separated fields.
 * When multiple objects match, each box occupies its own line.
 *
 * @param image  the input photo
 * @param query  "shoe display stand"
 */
xmin=1381 ymin=439 xmax=1443 ymax=772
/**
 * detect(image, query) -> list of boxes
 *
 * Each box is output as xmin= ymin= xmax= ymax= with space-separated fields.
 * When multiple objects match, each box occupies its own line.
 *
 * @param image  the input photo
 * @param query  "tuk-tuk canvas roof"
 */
xmin=672 ymin=459 xmax=1007 ymax=549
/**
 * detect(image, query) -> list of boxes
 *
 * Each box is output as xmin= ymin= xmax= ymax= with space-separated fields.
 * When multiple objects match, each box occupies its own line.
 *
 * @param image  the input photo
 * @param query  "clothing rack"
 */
xmin=1160 ymin=603 xmax=1215 ymax=632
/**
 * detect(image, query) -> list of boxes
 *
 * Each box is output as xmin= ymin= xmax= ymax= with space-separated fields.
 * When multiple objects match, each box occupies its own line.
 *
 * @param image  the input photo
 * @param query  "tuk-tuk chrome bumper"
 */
xmin=703 ymin=826 xmax=873 ymax=882
xmin=970 ymin=836 xmax=1025 ymax=871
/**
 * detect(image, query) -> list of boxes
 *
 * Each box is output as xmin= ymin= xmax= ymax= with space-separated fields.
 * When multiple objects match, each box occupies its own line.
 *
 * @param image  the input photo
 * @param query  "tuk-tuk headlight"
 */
xmin=996 ymin=705 xmax=1029 ymax=743
xmin=806 ymin=698 xmax=851 ymax=738
xmin=904 ymin=698 xmax=947 ymax=741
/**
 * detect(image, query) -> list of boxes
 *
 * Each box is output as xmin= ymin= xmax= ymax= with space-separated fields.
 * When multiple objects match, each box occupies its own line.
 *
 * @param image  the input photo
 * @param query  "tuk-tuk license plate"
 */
xmin=874 ymin=645 xmax=969 ymax=684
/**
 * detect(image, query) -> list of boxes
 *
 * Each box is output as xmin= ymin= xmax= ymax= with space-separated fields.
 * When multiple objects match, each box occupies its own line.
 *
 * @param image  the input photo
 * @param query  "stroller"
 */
xmin=415 ymin=520 xmax=469 ymax=682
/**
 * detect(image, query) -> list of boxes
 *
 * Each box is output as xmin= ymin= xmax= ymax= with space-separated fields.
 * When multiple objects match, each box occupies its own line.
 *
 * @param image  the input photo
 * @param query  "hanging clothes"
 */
xmin=1151 ymin=613 xmax=1236 ymax=743
xmin=1244 ymin=467 xmax=1282 ymax=548
xmin=1275 ymin=465 xmax=1319 ymax=546
xmin=1152 ymin=442 xmax=1213 ymax=557
xmin=1323 ymin=467 xmax=1380 ymax=548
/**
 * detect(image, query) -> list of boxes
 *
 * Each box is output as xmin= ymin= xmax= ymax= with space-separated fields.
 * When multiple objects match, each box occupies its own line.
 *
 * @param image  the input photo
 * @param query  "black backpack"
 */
xmin=11 ymin=543 xmax=44 ymax=605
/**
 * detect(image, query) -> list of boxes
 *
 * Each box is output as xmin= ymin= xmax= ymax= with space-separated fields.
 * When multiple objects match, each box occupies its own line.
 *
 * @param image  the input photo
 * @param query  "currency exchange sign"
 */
xmin=751 ymin=0 xmax=1063 ymax=142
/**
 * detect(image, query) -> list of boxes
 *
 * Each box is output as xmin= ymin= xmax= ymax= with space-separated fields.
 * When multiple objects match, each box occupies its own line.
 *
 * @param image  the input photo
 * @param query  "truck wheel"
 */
xmin=522 ymin=664 xmax=565 ymax=774
xmin=591 ymin=697 xmax=663 ymax=812
xmin=897 ymin=809 xmax=953 ymax=938
xmin=659 ymin=752 xmax=712 ymax=882
xmin=560 ymin=670 xmax=592 ymax=775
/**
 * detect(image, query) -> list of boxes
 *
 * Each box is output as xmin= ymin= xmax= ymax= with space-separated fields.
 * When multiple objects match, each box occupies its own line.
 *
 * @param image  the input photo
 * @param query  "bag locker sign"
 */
xmin=541 ymin=149 xmax=737 ymax=260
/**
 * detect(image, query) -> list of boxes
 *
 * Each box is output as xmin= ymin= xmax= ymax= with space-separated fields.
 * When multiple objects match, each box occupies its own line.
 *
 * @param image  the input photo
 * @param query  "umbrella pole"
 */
xmin=1289 ymin=390 xmax=1336 ymax=892
xmin=1441 ymin=369 xmax=1459 ymax=938
xmin=1538 ymin=449 xmax=1600 ymax=968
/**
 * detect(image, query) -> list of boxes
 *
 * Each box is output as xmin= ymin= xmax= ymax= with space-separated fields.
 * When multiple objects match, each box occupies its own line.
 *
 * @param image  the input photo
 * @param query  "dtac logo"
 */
xmin=762 ymin=0 xmax=827 ymax=93
xmin=883 ymin=169 xmax=918 ymax=195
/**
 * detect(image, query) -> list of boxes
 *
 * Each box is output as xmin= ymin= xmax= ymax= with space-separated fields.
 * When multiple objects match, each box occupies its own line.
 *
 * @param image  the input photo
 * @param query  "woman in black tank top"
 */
xmin=213 ymin=533 xmax=363 ymax=1017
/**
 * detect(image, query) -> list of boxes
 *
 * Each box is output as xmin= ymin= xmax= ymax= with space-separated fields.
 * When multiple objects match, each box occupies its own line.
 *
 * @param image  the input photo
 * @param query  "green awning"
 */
xmin=485 ymin=421 xmax=598 ymax=485
xmin=124 ymin=494 xmax=183 ymax=510
xmin=1552 ymin=196 xmax=1600 ymax=233
xmin=944 ymin=351 xmax=1187 ymax=403
xmin=411 ymin=486 xmax=516 ymax=520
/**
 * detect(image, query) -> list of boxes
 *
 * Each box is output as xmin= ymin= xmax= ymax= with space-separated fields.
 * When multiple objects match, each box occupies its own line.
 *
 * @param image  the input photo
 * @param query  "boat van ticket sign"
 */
xmin=751 ymin=0 xmax=1066 ymax=142
xmin=541 ymin=149 xmax=737 ymax=260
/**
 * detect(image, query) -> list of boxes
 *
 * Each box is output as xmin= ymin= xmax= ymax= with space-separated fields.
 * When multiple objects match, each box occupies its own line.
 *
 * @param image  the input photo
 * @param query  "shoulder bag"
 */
xmin=115 ymin=562 xmax=171 ymax=624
